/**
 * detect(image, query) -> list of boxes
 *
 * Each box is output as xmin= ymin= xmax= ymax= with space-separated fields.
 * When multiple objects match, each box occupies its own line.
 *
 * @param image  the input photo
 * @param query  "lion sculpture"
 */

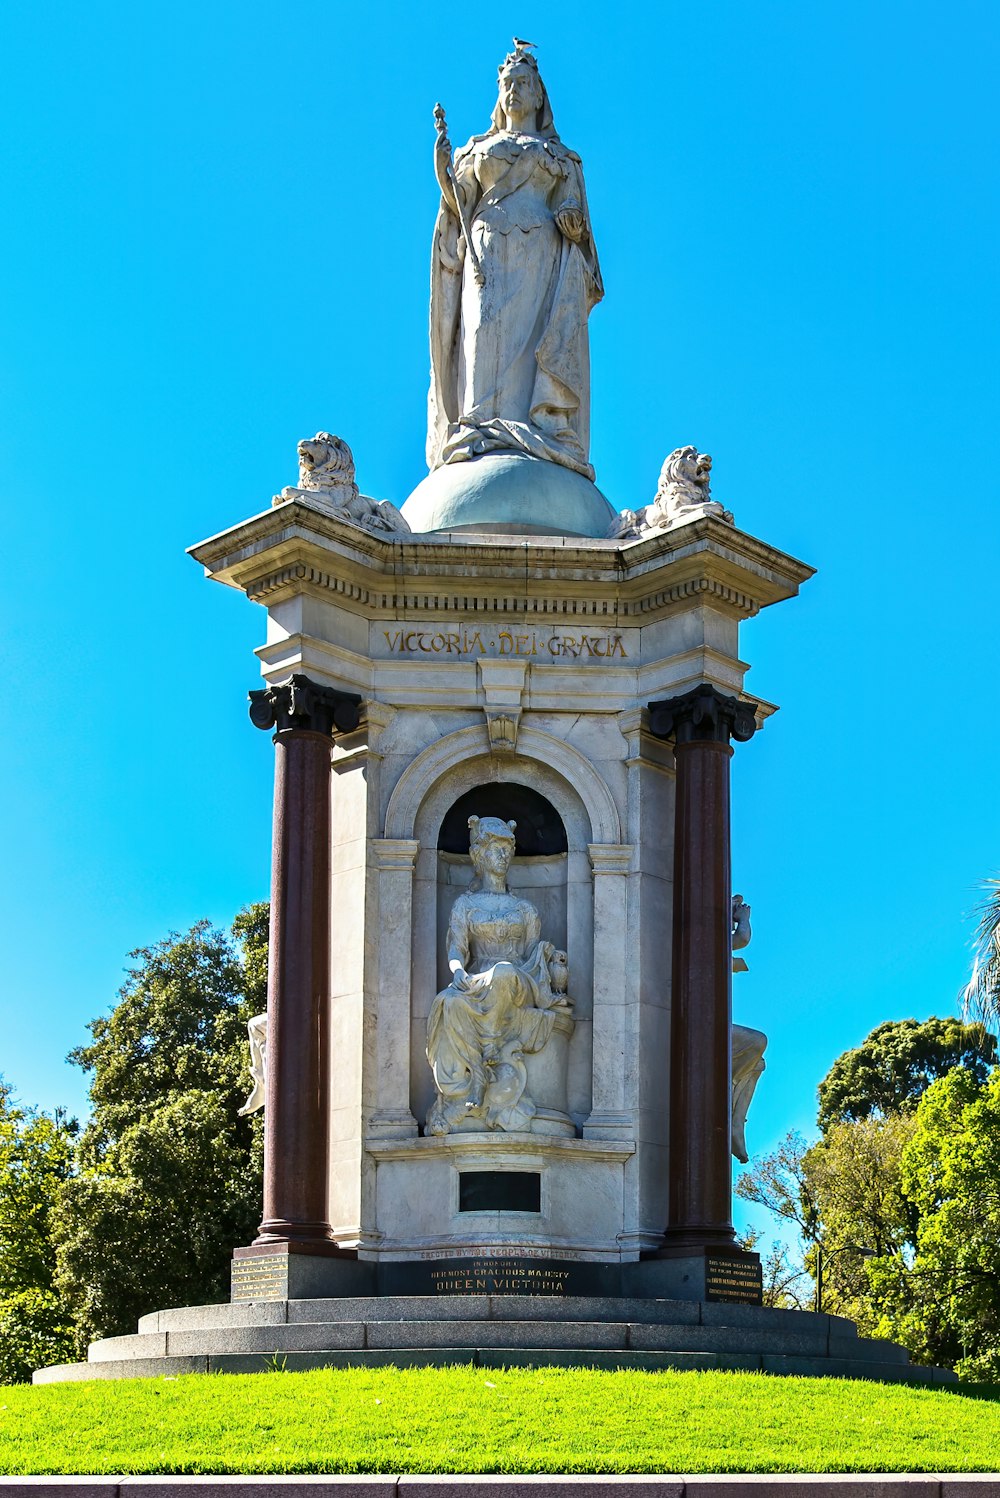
xmin=274 ymin=432 xmax=411 ymax=537
xmin=607 ymin=446 xmax=733 ymax=541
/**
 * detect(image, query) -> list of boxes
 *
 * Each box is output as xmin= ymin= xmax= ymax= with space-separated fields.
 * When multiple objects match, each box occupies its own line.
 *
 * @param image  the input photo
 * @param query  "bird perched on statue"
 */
xmin=512 ymin=36 xmax=536 ymax=51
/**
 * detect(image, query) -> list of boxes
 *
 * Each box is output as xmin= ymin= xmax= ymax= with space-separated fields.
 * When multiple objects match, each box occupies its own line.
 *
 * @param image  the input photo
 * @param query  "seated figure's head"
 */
xmin=468 ymin=815 xmax=517 ymax=884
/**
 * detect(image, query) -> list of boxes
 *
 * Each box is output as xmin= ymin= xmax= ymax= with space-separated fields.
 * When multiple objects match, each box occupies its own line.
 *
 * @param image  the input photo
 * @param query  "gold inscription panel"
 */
xmin=705 ymin=1255 xmax=763 ymax=1305
xmin=429 ymin=1258 xmax=570 ymax=1296
xmin=231 ymin=1255 xmax=287 ymax=1303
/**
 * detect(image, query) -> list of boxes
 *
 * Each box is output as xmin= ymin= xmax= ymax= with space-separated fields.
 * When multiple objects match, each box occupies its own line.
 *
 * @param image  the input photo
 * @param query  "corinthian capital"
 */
xmin=248 ymin=674 xmax=362 ymax=737
xmin=648 ymin=685 xmax=758 ymax=747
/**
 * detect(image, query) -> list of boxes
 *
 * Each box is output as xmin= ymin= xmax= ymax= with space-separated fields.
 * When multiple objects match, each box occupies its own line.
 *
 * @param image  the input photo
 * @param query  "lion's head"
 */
xmin=655 ymin=446 xmax=712 ymax=506
xmin=296 ymin=432 xmax=358 ymax=497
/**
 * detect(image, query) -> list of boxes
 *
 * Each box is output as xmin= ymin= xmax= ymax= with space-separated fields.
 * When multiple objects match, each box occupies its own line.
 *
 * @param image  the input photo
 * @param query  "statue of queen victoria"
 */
xmin=426 ymin=816 xmax=573 ymax=1136
xmin=428 ymin=42 xmax=603 ymax=482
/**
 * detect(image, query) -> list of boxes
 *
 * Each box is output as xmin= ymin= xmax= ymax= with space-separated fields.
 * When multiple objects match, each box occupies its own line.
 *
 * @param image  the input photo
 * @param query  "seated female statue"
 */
xmin=426 ymin=815 xmax=569 ymax=1136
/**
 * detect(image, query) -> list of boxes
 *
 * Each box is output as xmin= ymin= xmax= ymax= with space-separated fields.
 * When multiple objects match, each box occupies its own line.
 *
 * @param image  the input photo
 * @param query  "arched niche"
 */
xmin=396 ymin=726 xmax=612 ymax=1134
xmin=436 ymin=781 xmax=569 ymax=1016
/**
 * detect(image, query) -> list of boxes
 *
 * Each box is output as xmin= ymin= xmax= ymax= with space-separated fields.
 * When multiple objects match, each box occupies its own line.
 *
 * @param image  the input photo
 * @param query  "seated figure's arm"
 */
xmin=446 ymin=897 xmax=473 ymax=988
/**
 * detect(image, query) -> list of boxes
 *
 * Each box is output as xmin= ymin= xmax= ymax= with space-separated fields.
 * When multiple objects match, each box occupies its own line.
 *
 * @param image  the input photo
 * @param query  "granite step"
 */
xmin=34 ymin=1346 xmax=952 ymax=1385
xmin=138 ymin=1295 xmax=857 ymax=1337
xmin=88 ymin=1317 xmax=905 ymax=1364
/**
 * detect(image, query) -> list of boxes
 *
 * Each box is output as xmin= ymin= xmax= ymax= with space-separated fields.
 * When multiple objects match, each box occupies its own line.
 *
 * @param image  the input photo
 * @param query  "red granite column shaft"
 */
xmin=258 ymin=725 xmax=333 ymax=1243
xmin=248 ymin=674 xmax=361 ymax=1250
xmin=667 ymin=733 xmax=736 ymax=1250
xmin=648 ymin=686 xmax=758 ymax=1256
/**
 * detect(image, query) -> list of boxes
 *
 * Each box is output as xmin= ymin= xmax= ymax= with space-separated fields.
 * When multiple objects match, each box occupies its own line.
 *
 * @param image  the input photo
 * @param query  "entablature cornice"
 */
xmin=188 ymin=499 xmax=814 ymax=626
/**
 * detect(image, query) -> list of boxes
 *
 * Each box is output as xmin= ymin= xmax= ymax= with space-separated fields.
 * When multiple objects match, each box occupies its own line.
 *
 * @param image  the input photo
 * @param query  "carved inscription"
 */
xmin=430 ymin=1258 xmax=570 ymax=1296
xmin=383 ymin=628 xmax=627 ymax=659
xmin=705 ymin=1255 xmax=763 ymax=1306
xmin=231 ymin=1255 xmax=287 ymax=1303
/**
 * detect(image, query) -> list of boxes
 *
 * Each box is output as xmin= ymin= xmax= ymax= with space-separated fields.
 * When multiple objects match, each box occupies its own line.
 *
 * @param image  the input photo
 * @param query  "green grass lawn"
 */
xmin=1 ymin=1368 xmax=999 ymax=1475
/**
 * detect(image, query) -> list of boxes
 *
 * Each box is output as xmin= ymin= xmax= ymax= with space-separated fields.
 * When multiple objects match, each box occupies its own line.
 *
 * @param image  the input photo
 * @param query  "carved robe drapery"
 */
xmin=428 ymin=131 xmax=603 ymax=480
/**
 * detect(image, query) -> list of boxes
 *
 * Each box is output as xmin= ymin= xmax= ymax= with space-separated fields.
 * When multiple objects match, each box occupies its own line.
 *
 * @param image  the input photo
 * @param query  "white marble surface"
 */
xmin=192 ymin=481 xmax=811 ymax=1261
xmin=427 ymin=45 xmax=602 ymax=484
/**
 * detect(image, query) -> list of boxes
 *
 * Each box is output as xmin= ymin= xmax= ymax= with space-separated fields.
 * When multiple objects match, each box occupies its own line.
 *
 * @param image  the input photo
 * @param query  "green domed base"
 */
xmin=402 ymin=454 xmax=617 ymax=539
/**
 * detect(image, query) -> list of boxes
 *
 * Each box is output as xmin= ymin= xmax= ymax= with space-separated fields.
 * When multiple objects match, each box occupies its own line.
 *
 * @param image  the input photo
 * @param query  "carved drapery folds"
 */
xmin=249 ymin=674 xmax=362 ymax=738
xmin=425 ymin=815 xmax=575 ymax=1137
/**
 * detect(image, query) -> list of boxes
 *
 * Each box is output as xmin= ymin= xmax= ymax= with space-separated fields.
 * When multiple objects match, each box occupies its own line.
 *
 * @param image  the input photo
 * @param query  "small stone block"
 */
xmin=682 ymin=1481 xmax=941 ymax=1496
xmin=829 ymin=1335 xmax=910 ymax=1365
xmin=167 ymin=1322 xmax=367 ymax=1357
xmin=0 ymin=1484 xmax=123 ymax=1496
xmin=399 ymin=1482 xmax=684 ymax=1498
xmin=157 ymin=1300 xmax=289 ymax=1331
xmin=231 ymin=1251 xmax=374 ymax=1303
xmin=122 ymin=1481 xmax=398 ymax=1497
xmin=89 ymin=1332 xmax=167 ymax=1362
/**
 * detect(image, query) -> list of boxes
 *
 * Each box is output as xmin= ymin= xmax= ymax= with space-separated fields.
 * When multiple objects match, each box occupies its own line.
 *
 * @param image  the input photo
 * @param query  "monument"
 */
xmin=35 ymin=42 xmax=953 ymax=1385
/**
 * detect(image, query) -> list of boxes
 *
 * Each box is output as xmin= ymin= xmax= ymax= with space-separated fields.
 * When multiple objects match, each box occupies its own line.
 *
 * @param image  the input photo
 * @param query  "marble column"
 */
xmin=648 ymin=684 xmax=757 ymax=1255
xmin=248 ymin=673 xmax=362 ymax=1248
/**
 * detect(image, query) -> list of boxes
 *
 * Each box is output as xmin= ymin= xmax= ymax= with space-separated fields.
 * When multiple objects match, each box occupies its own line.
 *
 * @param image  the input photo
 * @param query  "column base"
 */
xmin=231 ymin=1241 xmax=373 ymax=1303
xmin=629 ymin=1245 xmax=762 ymax=1305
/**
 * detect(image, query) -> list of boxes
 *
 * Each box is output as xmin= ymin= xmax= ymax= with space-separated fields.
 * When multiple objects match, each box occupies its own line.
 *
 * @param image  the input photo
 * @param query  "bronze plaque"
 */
xmin=705 ymin=1255 xmax=763 ymax=1305
xmin=231 ymin=1254 xmax=287 ymax=1303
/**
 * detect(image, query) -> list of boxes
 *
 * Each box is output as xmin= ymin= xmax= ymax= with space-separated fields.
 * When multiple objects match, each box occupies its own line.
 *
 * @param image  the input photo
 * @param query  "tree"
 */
xmin=963 ymin=877 xmax=1000 ymax=1026
xmin=800 ymin=1113 xmax=918 ymax=1328
xmin=817 ymin=1017 xmax=996 ymax=1135
xmin=735 ymin=1130 xmax=820 ymax=1245
xmin=737 ymin=1118 xmax=917 ymax=1326
xmin=52 ymin=905 xmax=267 ymax=1345
xmin=867 ymin=1067 xmax=1000 ymax=1380
xmin=739 ymin=1226 xmax=812 ymax=1310
xmin=0 ymin=1084 xmax=78 ymax=1382
xmin=739 ymin=1017 xmax=999 ymax=1342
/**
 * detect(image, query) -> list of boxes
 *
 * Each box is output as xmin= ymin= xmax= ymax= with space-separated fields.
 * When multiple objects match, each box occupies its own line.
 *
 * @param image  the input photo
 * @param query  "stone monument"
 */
xmin=35 ymin=42 xmax=953 ymax=1385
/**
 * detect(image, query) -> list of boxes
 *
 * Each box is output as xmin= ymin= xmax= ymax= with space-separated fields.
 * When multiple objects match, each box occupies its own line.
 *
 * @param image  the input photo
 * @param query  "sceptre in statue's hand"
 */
xmin=433 ymin=103 xmax=485 ymax=287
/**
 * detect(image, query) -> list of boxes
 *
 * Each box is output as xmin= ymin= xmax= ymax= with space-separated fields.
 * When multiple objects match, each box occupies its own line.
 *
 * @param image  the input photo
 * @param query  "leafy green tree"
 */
xmin=868 ymin=1067 xmax=1000 ymax=1380
xmin=738 ymin=1117 xmax=917 ymax=1325
xmin=817 ymin=1018 xmax=996 ymax=1135
xmin=52 ymin=906 xmax=267 ymax=1345
xmin=0 ymin=1084 xmax=78 ymax=1381
xmin=800 ymin=1113 xmax=918 ymax=1327
xmin=735 ymin=1130 xmax=820 ymax=1246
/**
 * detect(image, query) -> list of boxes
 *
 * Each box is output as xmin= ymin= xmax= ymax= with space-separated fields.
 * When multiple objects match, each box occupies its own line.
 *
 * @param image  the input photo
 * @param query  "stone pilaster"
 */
xmin=367 ymin=838 xmax=421 ymax=1139
xmin=582 ymin=843 xmax=634 ymax=1139
xmin=248 ymin=673 xmax=362 ymax=1250
xmin=647 ymin=684 xmax=757 ymax=1256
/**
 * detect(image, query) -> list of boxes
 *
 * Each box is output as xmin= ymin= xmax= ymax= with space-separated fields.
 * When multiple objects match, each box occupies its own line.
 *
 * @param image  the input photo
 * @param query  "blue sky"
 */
xmin=2 ymin=0 xmax=998 ymax=1227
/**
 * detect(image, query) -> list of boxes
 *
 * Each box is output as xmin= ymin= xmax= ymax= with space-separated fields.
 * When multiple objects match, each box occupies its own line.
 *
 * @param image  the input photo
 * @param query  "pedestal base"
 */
xmin=34 ymin=1293 xmax=955 ymax=1387
xmin=231 ymin=1242 xmax=370 ymax=1302
xmin=630 ymin=1248 xmax=763 ymax=1306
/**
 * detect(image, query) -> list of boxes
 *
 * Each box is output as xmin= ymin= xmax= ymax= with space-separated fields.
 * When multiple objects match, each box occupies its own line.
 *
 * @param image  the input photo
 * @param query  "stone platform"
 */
xmin=33 ymin=1296 xmax=955 ymax=1386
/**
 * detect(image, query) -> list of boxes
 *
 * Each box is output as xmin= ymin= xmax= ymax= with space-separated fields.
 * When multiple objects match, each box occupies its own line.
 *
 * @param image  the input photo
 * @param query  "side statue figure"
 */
xmin=731 ymin=893 xmax=767 ymax=1164
xmin=429 ymin=42 xmax=603 ymax=481
xmin=238 ymin=1012 xmax=267 ymax=1117
xmin=426 ymin=815 xmax=573 ymax=1136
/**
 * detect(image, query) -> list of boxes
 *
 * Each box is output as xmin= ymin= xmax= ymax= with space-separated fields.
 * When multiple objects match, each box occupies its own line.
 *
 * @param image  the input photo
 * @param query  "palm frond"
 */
xmin=962 ymin=877 xmax=1000 ymax=1022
